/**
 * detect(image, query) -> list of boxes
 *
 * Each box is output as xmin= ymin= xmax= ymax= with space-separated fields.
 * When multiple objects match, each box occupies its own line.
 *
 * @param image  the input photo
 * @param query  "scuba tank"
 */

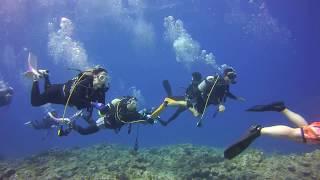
xmin=198 ymin=76 xmax=216 ymax=92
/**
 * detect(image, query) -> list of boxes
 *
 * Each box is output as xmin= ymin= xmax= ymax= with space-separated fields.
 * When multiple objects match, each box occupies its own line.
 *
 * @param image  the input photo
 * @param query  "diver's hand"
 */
xmin=91 ymin=102 xmax=105 ymax=110
xmin=237 ymin=97 xmax=246 ymax=102
xmin=145 ymin=114 xmax=157 ymax=124
xmin=218 ymin=104 xmax=225 ymax=112
xmin=61 ymin=118 xmax=71 ymax=124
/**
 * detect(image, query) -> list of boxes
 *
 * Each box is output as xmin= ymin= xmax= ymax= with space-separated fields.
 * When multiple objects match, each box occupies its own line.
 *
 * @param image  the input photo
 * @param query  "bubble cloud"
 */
xmin=48 ymin=17 xmax=89 ymax=69
xmin=164 ymin=16 xmax=222 ymax=72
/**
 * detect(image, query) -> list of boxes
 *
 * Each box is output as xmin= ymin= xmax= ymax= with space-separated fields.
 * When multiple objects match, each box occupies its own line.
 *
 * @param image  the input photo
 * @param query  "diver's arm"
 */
xmin=91 ymin=102 xmax=111 ymax=114
xmin=226 ymin=92 xmax=238 ymax=100
xmin=226 ymin=92 xmax=245 ymax=101
xmin=48 ymin=112 xmax=71 ymax=124
xmin=137 ymin=110 xmax=157 ymax=124
xmin=98 ymin=88 xmax=106 ymax=104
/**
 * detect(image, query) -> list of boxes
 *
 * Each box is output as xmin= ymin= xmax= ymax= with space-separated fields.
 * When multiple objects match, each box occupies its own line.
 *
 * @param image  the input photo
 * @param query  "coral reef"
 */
xmin=0 ymin=144 xmax=320 ymax=179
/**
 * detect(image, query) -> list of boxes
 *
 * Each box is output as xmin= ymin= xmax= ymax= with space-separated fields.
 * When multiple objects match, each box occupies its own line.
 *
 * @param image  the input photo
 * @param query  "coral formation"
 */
xmin=0 ymin=144 xmax=319 ymax=179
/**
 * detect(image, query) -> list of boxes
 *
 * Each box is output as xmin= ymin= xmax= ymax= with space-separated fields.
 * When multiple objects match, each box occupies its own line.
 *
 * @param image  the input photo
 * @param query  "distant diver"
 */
xmin=151 ymin=67 xmax=245 ymax=127
xmin=24 ymin=52 xmax=109 ymax=120
xmin=58 ymin=96 xmax=159 ymax=136
xmin=224 ymin=101 xmax=320 ymax=160
xmin=24 ymin=110 xmax=82 ymax=130
xmin=0 ymin=81 xmax=14 ymax=107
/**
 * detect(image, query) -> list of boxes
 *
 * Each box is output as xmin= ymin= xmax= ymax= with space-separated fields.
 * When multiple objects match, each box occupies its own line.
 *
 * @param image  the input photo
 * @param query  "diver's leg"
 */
xmin=43 ymin=84 xmax=66 ymax=105
xmin=188 ymin=101 xmax=204 ymax=117
xmin=159 ymin=107 xmax=187 ymax=126
xmin=188 ymin=107 xmax=200 ymax=117
xmin=151 ymin=97 xmax=187 ymax=119
xmin=261 ymin=125 xmax=303 ymax=142
xmin=73 ymin=123 xmax=100 ymax=135
xmin=151 ymin=101 xmax=168 ymax=119
xmin=281 ymin=108 xmax=308 ymax=127
xmin=31 ymin=81 xmax=47 ymax=106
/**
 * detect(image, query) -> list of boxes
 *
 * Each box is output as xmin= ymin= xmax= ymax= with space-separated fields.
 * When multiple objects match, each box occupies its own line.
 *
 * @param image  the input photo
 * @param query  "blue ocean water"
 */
xmin=0 ymin=0 xmax=319 ymax=158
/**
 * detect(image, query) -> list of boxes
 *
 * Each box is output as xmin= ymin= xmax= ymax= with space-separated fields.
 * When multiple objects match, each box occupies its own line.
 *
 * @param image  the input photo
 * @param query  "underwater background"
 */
xmin=0 ymin=0 xmax=320 ymax=179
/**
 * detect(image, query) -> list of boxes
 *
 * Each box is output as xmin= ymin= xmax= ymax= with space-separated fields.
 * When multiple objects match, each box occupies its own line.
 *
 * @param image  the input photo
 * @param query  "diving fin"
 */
xmin=159 ymin=107 xmax=187 ymax=126
xmin=246 ymin=102 xmax=285 ymax=112
xmin=24 ymin=52 xmax=48 ymax=79
xmin=162 ymin=80 xmax=173 ymax=97
xmin=157 ymin=119 xmax=168 ymax=126
xmin=224 ymin=125 xmax=262 ymax=159
xmin=24 ymin=52 xmax=41 ymax=78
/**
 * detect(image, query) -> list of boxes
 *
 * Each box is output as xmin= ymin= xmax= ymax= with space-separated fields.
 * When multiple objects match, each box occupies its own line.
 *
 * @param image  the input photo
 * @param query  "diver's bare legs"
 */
xmin=281 ymin=108 xmax=308 ymax=127
xmin=260 ymin=125 xmax=303 ymax=142
xmin=260 ymin=108 xmax=308 ymax=142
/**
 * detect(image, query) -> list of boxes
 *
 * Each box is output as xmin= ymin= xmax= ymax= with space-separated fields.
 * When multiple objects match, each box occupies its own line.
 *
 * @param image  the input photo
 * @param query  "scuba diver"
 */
xmin=24 ymin=110 xmax=82 ymax=130
xmin=58 ymin=96 xmax=159 ymax=136
xmin=224 ymin=101 xmax=320 ymax=160
xmin=151 ymin=67 xmax=245 ymax=127
xmin=24 ymin=53 xmax=109 ymax=119
xmin=0 ymin=81 xmax=14 ymax=107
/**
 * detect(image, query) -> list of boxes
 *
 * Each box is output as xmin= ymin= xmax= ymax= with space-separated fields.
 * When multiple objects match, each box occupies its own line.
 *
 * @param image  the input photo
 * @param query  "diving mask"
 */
xmin=227 ymin=72 xmax=237 ymax=84
xmin=93 ymin=72 xmax=108 ymax=89
xmin=126 ymin=97 xmax=138 ymax=111
xmin=97 ymin=73 xmax=108 ymax=83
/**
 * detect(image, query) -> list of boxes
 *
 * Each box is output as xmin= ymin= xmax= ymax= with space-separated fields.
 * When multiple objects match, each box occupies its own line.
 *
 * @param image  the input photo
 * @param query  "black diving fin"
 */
xmin=162 ymin=80 xmax=173 ymax=97
xmin=224 ymin=125 xmax=262 ymax=159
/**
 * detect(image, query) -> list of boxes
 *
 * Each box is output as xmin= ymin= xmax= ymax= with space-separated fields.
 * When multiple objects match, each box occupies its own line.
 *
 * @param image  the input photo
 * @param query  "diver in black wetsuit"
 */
xmin=0 ymin=81 xmax=13 ymax=107
xmin=191 ymin=67 xmax=243 ymax=116
xmin=28 ymin=66 xmax=109 ymax=118
xmin=60 ymin=96 xmax=157 ymax=136
xmin=25 ymin=111 xmax=60 ymax=130
xmin=152 ymin=67 xmax=245 ymax=126
xmin=25 ymin=110 xmax=82 ymax=130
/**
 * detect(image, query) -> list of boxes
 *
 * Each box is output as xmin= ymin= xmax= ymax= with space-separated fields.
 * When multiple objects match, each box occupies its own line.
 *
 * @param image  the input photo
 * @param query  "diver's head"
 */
xmin=126 ymin=97 xmax=138 ymax=111
xmin=192 ymin=72 xmax=202 ymax=84
xmin=223 ymin=68 xmax=237 ymax=84
xmin=93 ymin=68 xmax=109 ymax=89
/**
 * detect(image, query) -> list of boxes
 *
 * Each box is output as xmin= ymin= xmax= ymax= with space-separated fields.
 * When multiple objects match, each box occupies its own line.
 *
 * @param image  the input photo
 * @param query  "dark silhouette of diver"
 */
xmin=24 ymin=110 xmax=82 ymax=130
xmin=152 ymin=67 xmax=244 ymax=127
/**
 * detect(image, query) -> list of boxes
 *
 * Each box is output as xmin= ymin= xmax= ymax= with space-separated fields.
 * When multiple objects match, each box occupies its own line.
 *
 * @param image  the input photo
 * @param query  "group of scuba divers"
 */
xmin=21 ymin=52 xmax=320 ymax=159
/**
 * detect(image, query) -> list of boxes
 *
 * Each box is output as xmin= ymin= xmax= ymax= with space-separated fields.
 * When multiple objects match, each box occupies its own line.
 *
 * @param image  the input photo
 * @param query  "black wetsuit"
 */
xmin=73 ymin=98 xmax=151 ymax=135
xmin=164 ymin=75 xmax=238 ymax=124
xmin=31 ymin=75 xmax=106 ymax=111
xmin=158 ymin=79 xmax=203 ymax=126
xmin=197 ymin=75 xmax=237 ymax=113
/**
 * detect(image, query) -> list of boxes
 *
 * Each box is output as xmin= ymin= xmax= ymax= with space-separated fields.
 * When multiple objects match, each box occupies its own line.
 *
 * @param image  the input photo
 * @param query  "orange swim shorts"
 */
xmin=301 ymin=121 xmax=320 ymax=144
